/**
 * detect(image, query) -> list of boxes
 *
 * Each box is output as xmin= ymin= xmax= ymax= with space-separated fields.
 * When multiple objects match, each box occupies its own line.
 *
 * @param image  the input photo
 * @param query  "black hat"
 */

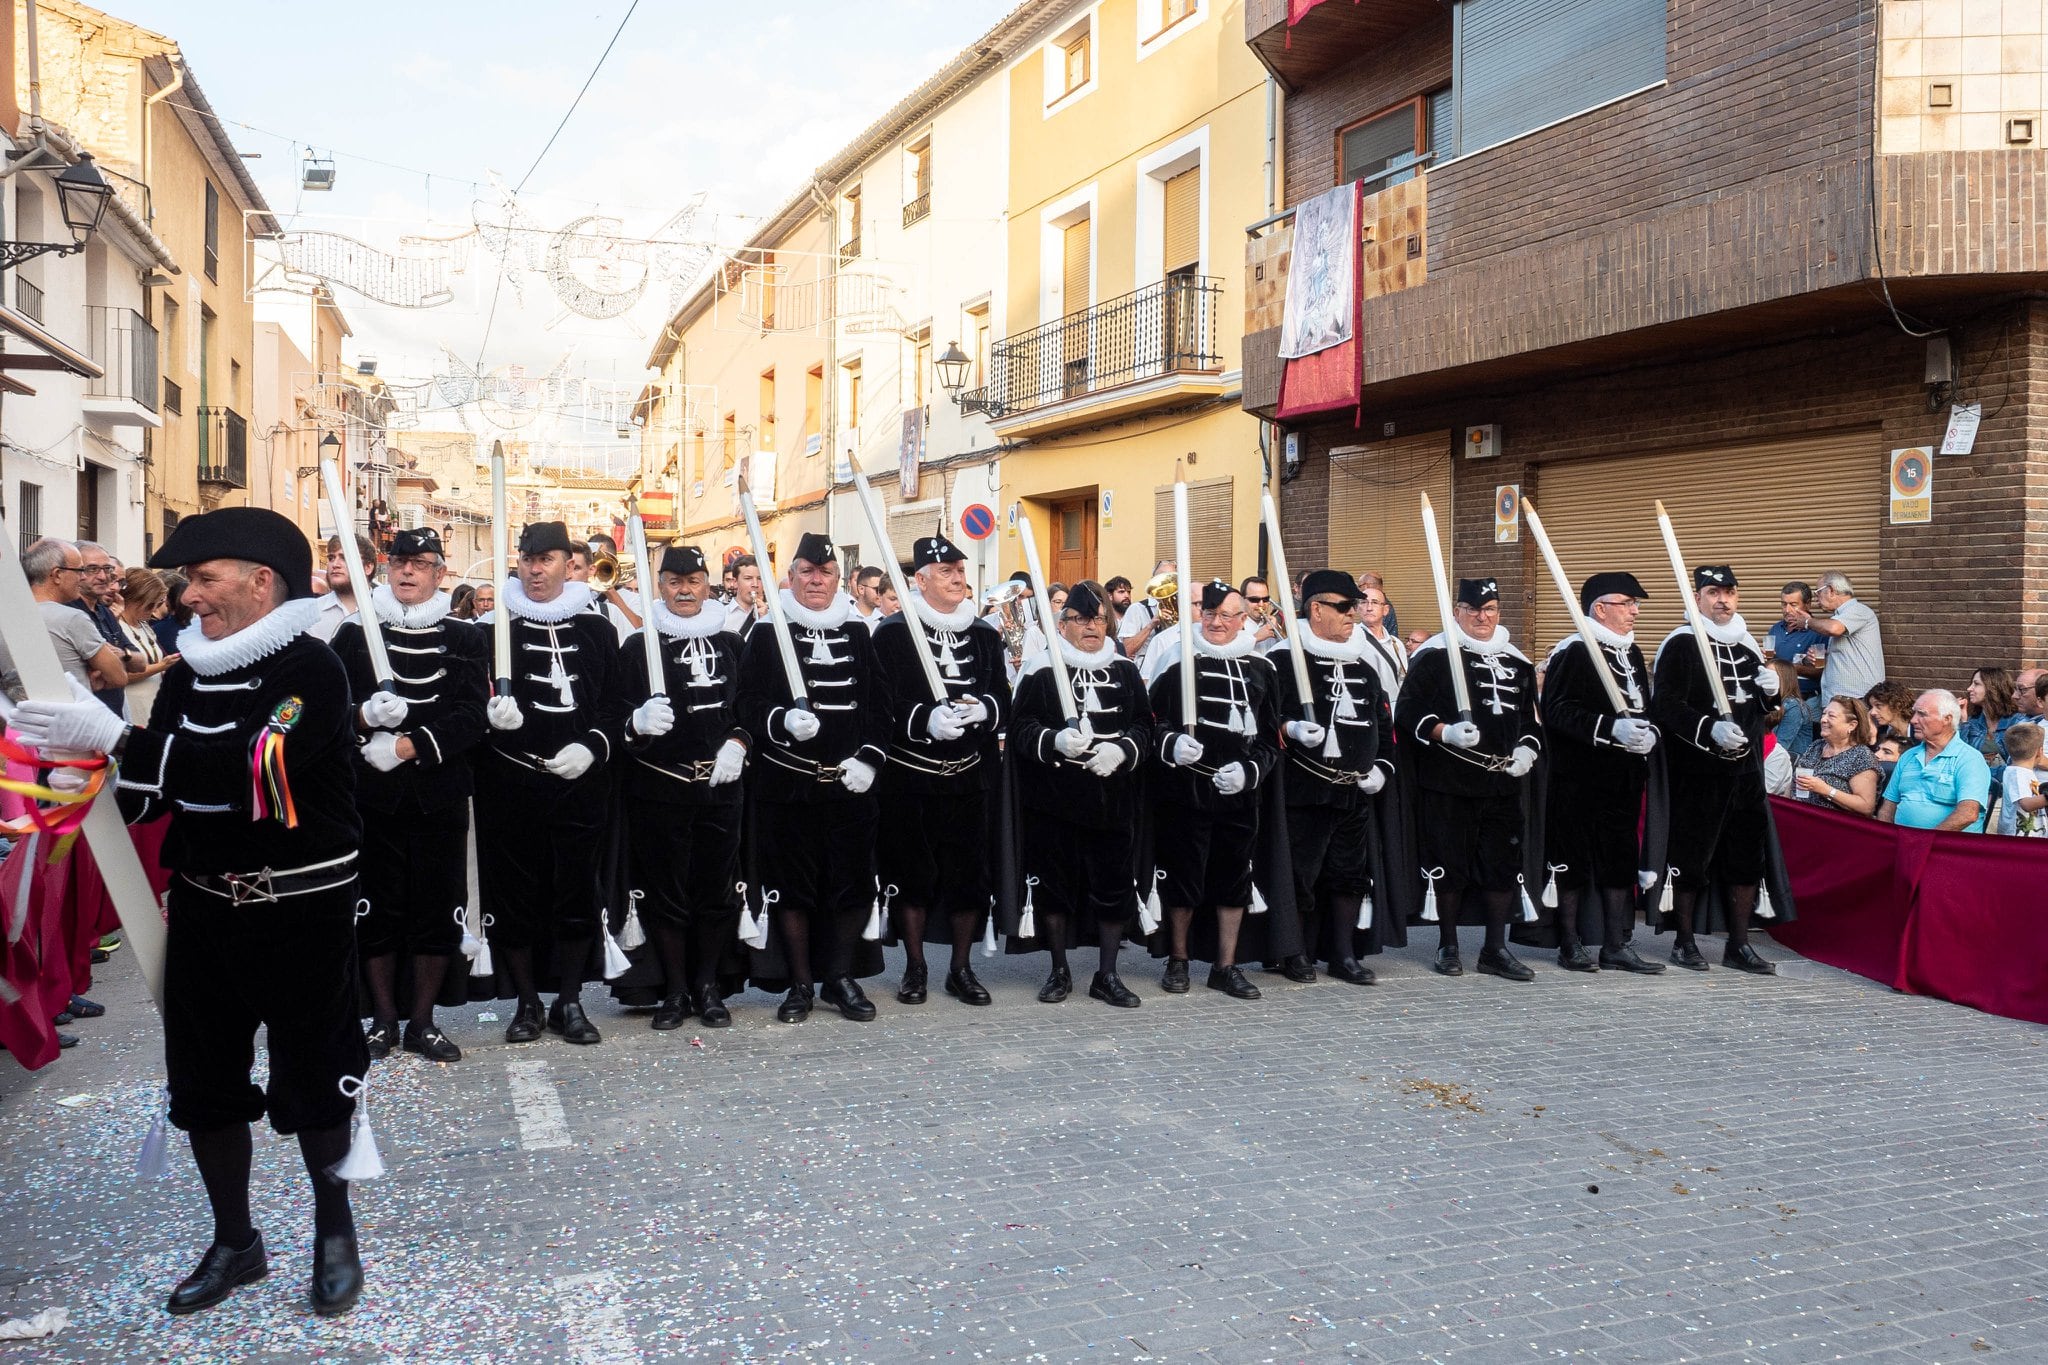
xmin=148 ymin=507 xmax=315 ymax=600
xmin=1579 ymin=570 xmax=1650 ymax=612
xmin=1457 ymin=577 xmax=1499 ymax=609
xmin=791 ymin=531 xmax=836 ymax=567
xmin=388 ymin=527 xmax=445 ymax=560
xmin=1692 ymin=564 xmax=1737 ymax=591
xmin=517 ymin=521 xmax=575 ymax=556
xmin=1299 ymin=569 xmax=1362 ymax=604
xmin=1064 ymin=582 xmax=1104 ymax=619
xmin=1199 ymin=579 xmax=1237 ymax=613
xmin=911 ymin=534 xmax=966 ymax=570
xmin=660 ymin=544 xmax=708 ymax=577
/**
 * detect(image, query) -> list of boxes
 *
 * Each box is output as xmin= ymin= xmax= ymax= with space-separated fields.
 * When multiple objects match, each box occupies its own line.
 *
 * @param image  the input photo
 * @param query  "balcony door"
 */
xmin=1161 ymin=165 xmax=1202 ymax=370
xmin=1061 ymin=221 xmax=1091 ymax=397
xmin=1049 ymin=493 xmax=1096 ymax=588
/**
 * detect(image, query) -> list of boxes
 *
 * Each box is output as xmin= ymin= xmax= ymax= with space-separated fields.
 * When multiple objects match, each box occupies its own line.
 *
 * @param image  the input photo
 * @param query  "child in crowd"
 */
xmin=1997 ymin=723 xmax=2046 ymax=837
xmin=1872 ymin=735 xmax=1905 ymax=785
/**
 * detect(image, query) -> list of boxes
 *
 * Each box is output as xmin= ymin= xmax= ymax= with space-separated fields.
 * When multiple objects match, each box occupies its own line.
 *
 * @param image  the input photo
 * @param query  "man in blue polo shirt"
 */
xmin=1764 ymin=581 xmax=1825 ymax=699
xmin=1879 ymin=689 xmax=1991 ymax=832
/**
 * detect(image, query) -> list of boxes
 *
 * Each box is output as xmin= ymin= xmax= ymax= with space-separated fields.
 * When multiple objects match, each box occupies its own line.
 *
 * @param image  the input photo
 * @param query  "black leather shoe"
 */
xmin=1038 ymin=967 xmax=1072 ymax=1003
xmin=165 ymin=1232 xmax=266 ymax=1315
xmin=944 ymin=967 xmax=993 ymax=1006
xmin=695 ymin=987 xmax=732 ymax=1028
xmin=1329 ymin=957 xmax=1376 ymax=985
xmin=1671 ymin=940 xmax=1710 ymax=972
xmin=1599 ymin=944 xmax=1666 ymax=974
xmin=1089 ymin=972 xmax=1142 ymax=1008
xmin=364 ymin=1021 xmax=395 ymax=1060
xmin=1558 ymin=942 xmax=1600 ymax=973
xmin=547 ymin=999 xmax=603 ymax=1044
xmin=1433 ymin=946 xmax=1464 ymax=977
xmin=822 ymin=976 xmax=877 ymax=1021
xmin=504 ymin=998 xmax=545 ymax=1043
xmin=1207 ymin=964 xmax=1263 ymax=1000
xmin=897 ymin=960 xmax=929 ymax=1005
xmin=1476 ymin=945 xmax=1535 ymax=982
xmin=777 ymin=984 xmax=814 ymax=1023
xmin=67 ymin=994 xmax=105 ymax=1019
xmin=1161 ymin=958 xmax=1191 ymax=994
xmin=650 ymin=995 xmax=691 ymax=1031
xmin=1723 ymin=942 xmax=1777 ymax=975
xmin=309 ymin=1232 xmax=362 ymax=1317
xmin=402 ymin=1022 xmax=461 ymax=1062
xmin=1280 ymin=954 xmax=1318 ymax=984
xmin=53 ymin=1009 xmax=73 ymax=1026
xmin=56 ymin=1032 xmax=77 ymax=1049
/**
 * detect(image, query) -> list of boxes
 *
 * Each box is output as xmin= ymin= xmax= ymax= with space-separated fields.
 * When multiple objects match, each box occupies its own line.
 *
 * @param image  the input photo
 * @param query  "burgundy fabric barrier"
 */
xmin=1770 ymin=795 xmax=2048 ymax=1027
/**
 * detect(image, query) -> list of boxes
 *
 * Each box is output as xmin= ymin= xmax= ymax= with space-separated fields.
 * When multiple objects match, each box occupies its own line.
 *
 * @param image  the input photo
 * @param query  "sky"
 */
xmin=113 ymin=0 xmax=1019 ymax=460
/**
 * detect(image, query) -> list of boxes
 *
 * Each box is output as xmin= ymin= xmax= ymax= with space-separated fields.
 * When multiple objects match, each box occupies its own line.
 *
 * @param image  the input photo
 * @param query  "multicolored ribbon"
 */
xmin=250 ymin=724 xmax=299 ymax=828
xmin=0 ymin=735 xmax=111 ymax=855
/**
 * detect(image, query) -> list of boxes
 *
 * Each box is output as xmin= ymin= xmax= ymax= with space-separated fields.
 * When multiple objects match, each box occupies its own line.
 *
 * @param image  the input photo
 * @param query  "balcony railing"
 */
xmin=839 ymin=234 xmax=862 ymax=265
xmin=979 ymin=274 xmax=1223 ymax=419
xmin=84 ymin=306 xmax=160 ymax=412
xmin=902 ymin=192 xmax=931 ymax=228
xmin=196 ymin=406 xmax=248 ymax=487
xmin=15 ymin=278 xmax=43 ymax=325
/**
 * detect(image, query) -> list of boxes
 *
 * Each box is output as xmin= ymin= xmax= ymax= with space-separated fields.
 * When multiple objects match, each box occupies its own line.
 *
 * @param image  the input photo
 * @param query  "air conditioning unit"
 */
xmin=1464 ymin=424 xmax=1500 ymax=460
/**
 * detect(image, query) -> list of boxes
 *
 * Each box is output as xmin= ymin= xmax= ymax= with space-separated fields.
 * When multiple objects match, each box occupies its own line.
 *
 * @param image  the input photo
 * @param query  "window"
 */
xmin=903 ymin=139 xmax=932 ymax=227
xmin=842 ymin=359 xmax=863 ymax=432
xmin=77 ymin=466 xmax=100 ymax=542
xmin=842 ymin=186 xmax=862 ymax=261
xmin=1163 ymin=165 xmax=1201 ymax=275
xmin=17 ymin=482 xmax=41 ymax=552
xmin=203 ymin=180 xmax=220 ymax=282
xmin=689 ymin=430 xmax=706 ymax=484
xmin=162 ymin=297 xmax=180 ymax=374
xmin=759 ymin=369 xmax=777 ymax=453
xmin=971 ymin=309 xmax=992 ymax=389
xmin=1450 ymin=0 xmax=1666 ymax=158
xmin=1339 ymin=94 xmax=1446 ymax=188
xmin=1152 ymin=476 xmax=1233 ymax=583
xmin=911 ymin=331 xmax=932 ymax=410
xmin=1046 ymin=14 xmax=1095 ymax=107
xmin=1062 ymin=219 xmax=1092 ymax=315
xmin=1141 ymin=0 xmax=1200 ymax=48
xmin=803 ymin=365 xmax=824 ymax=449
xmin=229 ymin=358 xmax=243 ymax=404
xmin=757 ymin=251 xmax=777 ymax=329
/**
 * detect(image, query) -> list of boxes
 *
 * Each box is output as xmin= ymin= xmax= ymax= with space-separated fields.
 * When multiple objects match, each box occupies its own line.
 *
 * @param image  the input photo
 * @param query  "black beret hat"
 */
xmin=1064 ymin=582 xmax=1104 ymax=619
xmin=1579 ymin=570 xmax=1650 ymax=612
xmin=660 ymin=544 xmax=708 ymax=577
xmin=1299 ymin=569 xmax=1362 ymax=603
xmin=1457 ymin=577 xmax=1500 ymax=609
xmin=517 ymin=521 xmax=575 ymax=556
xmin=148 ymin=506 xmax=315 ymax=600
xmin=1199 ymin=579 xmax=1238 ymax=613
xmin=389 ymin=527 xmax=445 ymax=560
xmin=792 ymin=531 xmax=836 ymax=567
xmin=1692 ymin=564 xmax=1737 ymax=590
xmin=911 ymin=534 xmax=966 ymax=570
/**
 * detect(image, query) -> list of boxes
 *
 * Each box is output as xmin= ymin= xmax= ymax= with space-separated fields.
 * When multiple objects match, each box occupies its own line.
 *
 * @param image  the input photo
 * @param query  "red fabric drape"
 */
xmin=1770 ymin=795 xmax=2048 ymax=1027
xmin=1277 ymin=181 xmax=1364 ymax=422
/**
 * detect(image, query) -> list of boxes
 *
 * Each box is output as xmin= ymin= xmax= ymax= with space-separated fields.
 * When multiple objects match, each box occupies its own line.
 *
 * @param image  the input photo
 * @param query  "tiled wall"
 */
xmin=1882 ymin=0 xmax=2048 ymax=151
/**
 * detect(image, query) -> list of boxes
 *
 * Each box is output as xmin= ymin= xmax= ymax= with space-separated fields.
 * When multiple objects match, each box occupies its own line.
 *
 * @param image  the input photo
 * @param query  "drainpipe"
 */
xmin=1263 ymin=72 xmax=1278 ymax=218
xmin=143 ymin=54 xmax=185 ymax=227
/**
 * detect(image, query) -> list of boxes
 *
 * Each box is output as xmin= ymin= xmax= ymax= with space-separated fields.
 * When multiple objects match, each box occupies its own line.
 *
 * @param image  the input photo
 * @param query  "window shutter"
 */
xmin=1062 ymin=221 xmax=1091 ymax=313
xmin=1153 ymin=476 xmax=1235 ymax=585
xmin=1325 ymin=433 xmax=1455 ymax=634
xmin=1163 ymin=167 xmax=1201 ymax=274
xmin=1454 ymin=0 xmax=1666 ymax=156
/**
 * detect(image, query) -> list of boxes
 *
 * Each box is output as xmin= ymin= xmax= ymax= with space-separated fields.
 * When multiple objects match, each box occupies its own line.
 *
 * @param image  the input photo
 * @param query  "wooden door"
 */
xmin=1050 ymin=494 xmax=1097 ymax=588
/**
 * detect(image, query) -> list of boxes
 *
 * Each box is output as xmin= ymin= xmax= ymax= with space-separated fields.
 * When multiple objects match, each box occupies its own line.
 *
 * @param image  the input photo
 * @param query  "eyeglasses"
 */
xmin=1594 ymin=596 xmax=1637 ymax=609
xmin=1209 ymin=608 xmax=1248 ymax=623
xmin=82 ymin=565 xmax=117 ymax=576
xmin=51 ymin=564 xmax=81 ymax=576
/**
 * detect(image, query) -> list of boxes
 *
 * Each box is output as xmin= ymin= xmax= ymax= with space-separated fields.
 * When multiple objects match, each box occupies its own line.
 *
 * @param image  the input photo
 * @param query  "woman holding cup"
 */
xmin=1793 ymin=695 xmax=1883 ymax=816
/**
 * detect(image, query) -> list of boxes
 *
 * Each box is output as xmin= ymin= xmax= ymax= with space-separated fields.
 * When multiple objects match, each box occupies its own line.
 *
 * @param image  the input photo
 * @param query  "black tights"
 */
xmin=649 ymin=917 xmax=731 ymax=997
xmin=362 ymin=951 xmax=450 ymax=1029
xmin=1165 ymin=905 xmax=1246 ymax=966
xmin=1435 ymin=888 xmax=1514 ymax=953
xmin=1043 ymin=913 xmax=1126 ymax=978
xmin=1671 ymin=883 xmax=1759 ymax=949
xmin=775 ymin=909 xmax=860 ymax=986
xmin=1560 ymin=886 xmax=1638 ymax=947
xmin=497 ymin=940 xmax=590 ymax=1006
xmin=188 ymin=1120 xmax=355 ymax=1249
xmin=897 ymin=905 xmax=977 ymax=974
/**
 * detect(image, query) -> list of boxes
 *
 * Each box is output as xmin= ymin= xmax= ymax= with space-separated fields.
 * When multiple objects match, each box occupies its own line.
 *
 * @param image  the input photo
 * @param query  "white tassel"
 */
xmin=1517 ymin=876 xmax=1540 ymax=924
xmin=135 ymin=1088 xmax=171 ymax=1180
xmin=1234 ymin=704 xmax=1255 ymax=736
xmin=1420 ymin=867 xmax=1443 ymax=922
xmin=471 ymin=913 xmax=495 ymax=978
xmin=329 ymin=1075 xmax=387 ymax=1181
xmin=937 ymin=636 xmax=965 ymax=678
xmin=1019 ymin=877 xmax=1038 ymax=938
xmin=865 ymin=882 xmax=896 ymax=942
xmin=1356 ymin=895 xmax=1373 ymax=931
xmin=1320 ymin=716 xmax=1342 ymax=758
xmin=1139 ymin=870 xmax=1165 ymax=935
xmin=979 ymin=899 xmax=1000 ymax=956
xmin=807 ymin=630 xmax=834 ymax=666
xmin=601 ymin=919 xmax=630 ymax=979
xmin=1658 ymin=867 xmax=1676 ymax=915
xmin=456 ymin=906 xmax=481 ymax=961
xmin=743 ymin=886 xmax=774 ymax=951
xmin=1249 ymin=881 xmax=1268 ymax=915
xmin=1756 ymin=884 xmax=1777 ymax=920
xmin=618 ymin=891 xmax=647 ymax=950
xmin=1081 ymin=678 xmax=1106 ymax=714
xmin=1541 ymin=864 xmax=1565 ymax=908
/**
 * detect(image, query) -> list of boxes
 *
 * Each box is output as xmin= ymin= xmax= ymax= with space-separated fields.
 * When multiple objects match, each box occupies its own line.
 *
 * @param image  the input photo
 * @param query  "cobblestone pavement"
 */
xmin=4 ymin=924 xmax=2046 ymax=1364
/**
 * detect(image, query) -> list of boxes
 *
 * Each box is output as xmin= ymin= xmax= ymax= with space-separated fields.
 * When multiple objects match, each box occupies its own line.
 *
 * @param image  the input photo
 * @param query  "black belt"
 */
xmin=639 ymin=757 xmax=718 ymax=784
xmin=885 ymin=747 xmax=982 ymax=778
xmin=1290 ymin=752 xmax=1374 ymax=786
xmin=178 ymin=854 xmax=359 ymax=905
xmin=758 ymin=748 xmax=847 ymax=783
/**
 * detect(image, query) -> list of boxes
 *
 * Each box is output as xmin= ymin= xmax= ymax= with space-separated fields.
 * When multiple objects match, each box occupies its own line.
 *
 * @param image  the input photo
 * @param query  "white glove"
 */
xmin=1285 ymin=720 xmax=1327 ymax=747
xmin=710 ymin=737 xmax=748 ymax=786
xmin=359 ymin=691 xmax=409 ymax=730
xmin=1612 ymin=717 xmax=1658 ymax=754
xmin=1169 ymin=734 xmax=1205 ymax=766
xmin=838 ymin=756 xmax=876 ymax=794
xmin=1711 ymin=719 xmax=1748 ymax=752
xmin=46 ymin=766 xmax=90 ymax=794
xmin=1211 ymin=761 xmax=1247 ymax=796
xmin=1357 ymin=768 xmax=1388 ymax=795
xmin=1638 ymin=869 xmax=1659 ymax=892
xmin=362 ymin=731 xmax=405 ymax=772
xmin=14 ymin=679 xmax=126 ymax=756
xmin=487 ymin=695 xmax=524 ymax=731
xmin=781 ymin=708 xmax=821 ymax=742
xmin=543 ymin=742 xmax=595 ymax=780
xmin=1440 ymin=720 xmax=1482 ymax=749
xmin=1083 ymin=743 xmax=1128 ymax=778
xmin=1755 ymin=666 xmax=1780 ymax=697
xmin=925 ymin=705 xmax=968 ymax=742
xmin=952 ymin=696 xmax=990 ymax=728
xmin=1506 ymin=744 xmax=1537 ymax=778
xmin=631 ymin=697 xmax=675 ymax=738
xmin=1053 ymin=726 xmax=1092 ymax=759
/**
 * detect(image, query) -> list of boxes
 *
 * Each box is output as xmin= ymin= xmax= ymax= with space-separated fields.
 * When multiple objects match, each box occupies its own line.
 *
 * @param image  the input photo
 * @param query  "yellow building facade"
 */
xmin=989 ymin=0 xmax=1271 ymax=590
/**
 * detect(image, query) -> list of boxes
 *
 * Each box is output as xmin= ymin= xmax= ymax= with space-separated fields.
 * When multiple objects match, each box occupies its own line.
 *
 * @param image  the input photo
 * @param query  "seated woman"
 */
xmin=1959 ymin=666 xmax=2018 ymax=765
xmin=1793 ymin=695 xmax=1883 ymax=817
xmin=1863 ymin=679 xmax=1916 ymax=751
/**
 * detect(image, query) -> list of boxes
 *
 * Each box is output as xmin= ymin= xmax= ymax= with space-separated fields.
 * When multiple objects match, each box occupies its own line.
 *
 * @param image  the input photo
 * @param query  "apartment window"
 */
xmin=162 ymin=297 xmax=180 ymax=374
xmin=1339 ymin=92 xmax=1448 ymax=188
xmin=1450 ymin=0 xmax=1665 ymax=158
xmin=1142 ymin=0 xmax=1201 ymax=46
xmin=689 ymin=430 xmax=706 ymax=484
xmin=77 ymin=466 xmax=101 ymax=542
xmin=913 ymin=333 xmax=932 ymax=409
xmin=803 ymin=365 xmax=824 ymax=449
xmin=903 ymin=139 xmax=932 ymax=227
xmin=17 ymin=482 xmax=41 ymax=552
xmin=759 ymin=368 xmax=777 ymax=453
xmin=757 ymin=252 xmax=777 ymax=330
xmin=842 ymin=186 xmax=862 ymax=261
xmin=1062 ymin=218 xmax=1092 ymax=317
xmin=842 ymin=359 xmax=863 ymax=433
xmin=229 ymin=358 xmax=243 ymax=405
xmin=1163 ymin=165 xmax=1201 ymax=275
xmin=204 ymin=180 xmax=220 ymax=282
xmin=1046 ymin=14 xmax=1095 ymax=107
xmin=970 ymin=308 xmax=992 ymax=388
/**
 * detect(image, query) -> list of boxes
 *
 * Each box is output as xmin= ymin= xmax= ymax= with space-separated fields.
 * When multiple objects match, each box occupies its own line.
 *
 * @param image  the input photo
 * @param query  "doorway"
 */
xmin=1049 ymin=492 xmax=1096 ymax=587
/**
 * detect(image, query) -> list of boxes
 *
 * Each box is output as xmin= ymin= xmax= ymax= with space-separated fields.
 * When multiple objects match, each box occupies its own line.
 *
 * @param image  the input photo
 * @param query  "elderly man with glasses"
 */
xmin=1878 ymin=689 xmax=1992 ymax=832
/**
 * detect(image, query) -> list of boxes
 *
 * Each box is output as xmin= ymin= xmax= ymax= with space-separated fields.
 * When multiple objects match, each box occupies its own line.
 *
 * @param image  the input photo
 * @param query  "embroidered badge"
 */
xmin=270 ymin=696 xmax=304 ymax=731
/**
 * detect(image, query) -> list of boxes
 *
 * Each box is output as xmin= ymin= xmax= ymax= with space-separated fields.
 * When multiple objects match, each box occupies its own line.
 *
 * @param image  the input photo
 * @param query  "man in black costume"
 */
xmin=1649 ymin=565 xmax=1779 ymax=975
xmin=611 ymin=544 xmax=750 ymax=1029
xmin=18 ymin=508 xmax=370 ymax=1315
xmin=1396 ymin=577 xmax=1547 ymax=980
xmin=1542 ymin=571 xmax=1664 ymax=974
xmin=1011 ymin=582 xmax=1153 ymax=1007
xmin=736 ymin=532 xmax=894 ymax=1023
xmin=871 ymin=533 xmax=1008 ymax=1006
xmin=476 ymin=521 xmax=622 ymax=1044
xmin=332 ymin=528 xmax=488 ymax=1062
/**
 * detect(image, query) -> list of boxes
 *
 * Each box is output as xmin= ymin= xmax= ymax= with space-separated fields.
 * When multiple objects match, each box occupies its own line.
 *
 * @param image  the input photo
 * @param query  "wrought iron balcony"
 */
xmin=902 ymin=193 xmax=931 ymax=228
xmin=196 ymin=405 xmax=248 ymax=488
xmin=15 ymin=278 xmax=43 ymax=325
xmin=83 ymin=305 xmax=159 ymax=415
xmin=982 ymin=274 xmax=1223 ymax=421
xmin=839 ymin=234 xmax=862 ymax=265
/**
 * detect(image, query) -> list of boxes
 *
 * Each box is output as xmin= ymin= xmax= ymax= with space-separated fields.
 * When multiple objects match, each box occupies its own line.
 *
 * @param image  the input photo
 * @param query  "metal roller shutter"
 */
xmin=1453 ymin=0 xmax=1667 ymax=157
xmin=1154 ymin=475 xmax=1235 ymax=586
xmin=1528 ymin=428 xmax=1884 ymax=655
xmin=1326 ymin=432 xmax=1455 ymax=629
xmin=1163 ymin=167 xmax=1201 ymax=274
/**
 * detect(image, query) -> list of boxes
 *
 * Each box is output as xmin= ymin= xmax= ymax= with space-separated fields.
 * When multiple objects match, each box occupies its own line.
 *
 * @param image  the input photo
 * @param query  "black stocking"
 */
xmin=554 ymin=937 xmax=590 ymax=1003
xmin=1097 ymin=918 xmax=1123 ymax=977
xmin=1481 ymin=890 xmax=1514 ymax=953
xmin=501 ymin=944 xmax=538 ymax=1004
xmin=1329 ymin=895 xmax=1363 ymax=965
xmin=408 ymin=954 xmax=449 ymax=1029
xmin=1167 ymin=906 xmax=1194 ymax=959
xmin=188 ymin=1123 xmax=254 ymax=1249
xmin=1214 ymin=906 xmax=1245 ymax=968
xmin=898 ymin=904 xmax=929 ymax=970
xmin=296 ymin=1122 xmax=356 ymax=1240
xmin=1437 ymin=888 xmax=1465 ymax=950
xmin=1601 ymin=888 xmax=1636 ymax=949
xmin=1671 ymin=888 xmax=1700 ymax=949
xmin=362 ymin=954 xmax=397 ymax=1027
xmin=1043 ymin=913 xmax=1070 ymax=975
xmin=650 ymin=919 xmax=688 ymax=998
xmin=1556 ymin=888 xmax=1589 ymax=949
xmin=948 ymin=911 xmax=977 ymax=974
xmin=777 ymin=909 xmax=812 ymax=986
xmin=828 ymin=911 xmax=862 ymax=978
xmin=1726 ymin=882 xmax=1759 ymax=948
xmin=686 ymin=917 xmax=728 ymax=994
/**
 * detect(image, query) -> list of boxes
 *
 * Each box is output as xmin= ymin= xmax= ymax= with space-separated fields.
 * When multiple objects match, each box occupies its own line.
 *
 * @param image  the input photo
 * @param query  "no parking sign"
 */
xmin=959 ymin=503 xmax=997 ymax=540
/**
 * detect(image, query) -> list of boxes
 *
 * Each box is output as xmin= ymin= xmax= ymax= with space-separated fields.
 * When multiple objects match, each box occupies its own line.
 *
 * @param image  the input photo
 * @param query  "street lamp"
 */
xmin=935 ymin=341 xmax=972 ymax=397
xmin=1 ymin=154 xmax=115 ymax=270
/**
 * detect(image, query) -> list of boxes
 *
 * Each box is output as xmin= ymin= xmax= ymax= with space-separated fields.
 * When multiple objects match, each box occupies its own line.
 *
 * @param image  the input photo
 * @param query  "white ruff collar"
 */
xmin=1701 ymin=611 xmax=1758 ymax=648
xmin=178 ymin=597 xmax=321 ymax=677
xmin=910 ymin=591 xmax=977 ymax=632
xmin=651 ymin=596 xmax=727 ymax=639
xmin=1193 ymin=628 xmax=1258 ymax=661
xmin=1304 ymin=628 xmax=1370 ymax=662
xmin=1587 ymin=618 xmax=1636 ymax=650
xmin=1059 ymin=637 xmax=1120 ymax=671
xmin=371 ymin=585 xmax=451 ymax=629
xmin=779 ymin=587 xmax=850 ymax=631
xmin=504 ymin=577 xmax=594 ymax=624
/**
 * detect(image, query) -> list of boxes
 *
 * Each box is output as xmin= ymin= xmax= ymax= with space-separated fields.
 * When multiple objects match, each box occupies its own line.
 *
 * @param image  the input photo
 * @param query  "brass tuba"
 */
xmin=1145 ymin=570 xmax=1180 ymax=626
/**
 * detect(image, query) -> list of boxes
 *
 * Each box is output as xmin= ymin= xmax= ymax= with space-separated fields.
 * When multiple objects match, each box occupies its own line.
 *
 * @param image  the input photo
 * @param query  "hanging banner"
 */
xmin=1889 ymin=446 xmax=1932 ymax=524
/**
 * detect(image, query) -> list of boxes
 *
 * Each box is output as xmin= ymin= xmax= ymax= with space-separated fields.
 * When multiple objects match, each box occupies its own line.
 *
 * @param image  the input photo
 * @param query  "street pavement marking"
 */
xmin=554 ymin=1271 xmax=643 ymax=1365
xmin=506 ymin=1058 xmax=572 ymax=1150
